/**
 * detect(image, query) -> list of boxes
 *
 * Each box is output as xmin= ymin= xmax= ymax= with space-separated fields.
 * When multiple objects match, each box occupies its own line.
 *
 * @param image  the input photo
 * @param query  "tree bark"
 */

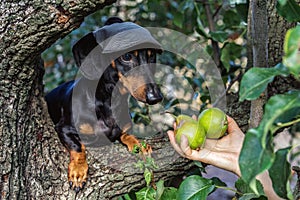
xmin=247 ymin=0 xmax=298 ymax=128
xmin=247 ymin=0 xmax=268 ymax=129
xmin=3 ymin=0 xmax=296 ymax=199
xmin=267 ymin=0 xmax=300 ymax=97
xmin=0 ymin=1 xmax=196 ymax=199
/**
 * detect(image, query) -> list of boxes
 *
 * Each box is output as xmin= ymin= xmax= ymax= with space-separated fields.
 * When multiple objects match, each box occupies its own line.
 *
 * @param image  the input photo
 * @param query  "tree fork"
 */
xmin=0 ymin=1 xmax=195 ymax=199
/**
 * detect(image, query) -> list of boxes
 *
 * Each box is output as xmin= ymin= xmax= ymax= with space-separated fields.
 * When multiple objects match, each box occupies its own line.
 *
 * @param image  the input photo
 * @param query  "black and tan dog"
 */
xmin=45 ymin=17 xmax=163 ymax=192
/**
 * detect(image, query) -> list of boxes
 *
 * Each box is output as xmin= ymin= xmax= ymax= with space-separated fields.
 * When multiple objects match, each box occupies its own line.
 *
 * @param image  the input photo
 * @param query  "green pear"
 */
xmin=198 ymin=108 xmax=228 ymax=139
xmin=175 ymin=114 xmax=196 ymax=127
xmin=175 ymin=120 xmax=206 ymax=150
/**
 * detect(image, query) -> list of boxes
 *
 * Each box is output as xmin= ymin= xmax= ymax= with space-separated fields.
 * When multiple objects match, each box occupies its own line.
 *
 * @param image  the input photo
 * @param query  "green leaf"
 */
xmin=239 ymin=194 xmax=267 ymax=200
xmin=283 ymin=26 xmax=300 ymax=79
xmin=145 ymin=156 xmax=158 ymax=169
xmin=268 ymin=147 xmax=292 ymax=199
xmin=156 ymin=180 xmax=165 ymax=200
xmin=173 ymin=12 xmax=184 ymax=29
xmin=223 ymin=10 xmax=241 ymax=28
xmin=135 ymin=187 xmax=156 ymax=200
xmin=196 ymin=16 xmax=210 ymax=39
xmin=273 ymin=102 xmax=300 ymax=128
xmin=144 ymin=168 xmax=152 ymax=187
xmin=193 ymin=161 xmax=206 ymax=173
xmin=284 ymin=26 xmax=299 ymax=51
xmin=278 ymin=0 xmax=287 ymax=4
xmin=239 ymin=129 xmax=275 ymax=193
xmin=235 ymin=3 xmax=248 ymax=23
xmin=177 ymin=175 xmax=215 ymax=200
xmin=239 ymin=67 xmax=283 ymax=101
xmin=210 ymin=177 xmax=226 ymax=187
xmin=276 ymin=0 xmax=300 ymax=22
xmin=132 ymin=144 xmax=140 ymax=154
xmin=221 ymin=43 xmax=243 ymax=71
xmin=259 ymin=91 xmax=300 ymax=136
xmin=161 ymin=187 xmax=177 ymax=200
xmin=235 ymin=178 xmax=264 ymax=195
xmin=235 ymin=178 xmax=266 ymax=200
xmin=141 ymin=141 xmax=147 ymax=149
xmin=210 ymin=31 xmax=229 ymax=43
xmin=239 ymin=91 xmax=300 ymax=194
xmin=119 ymin=194 xmax=133 ymax=200
xmin=235 ymin=178 xmax=268 ymax=200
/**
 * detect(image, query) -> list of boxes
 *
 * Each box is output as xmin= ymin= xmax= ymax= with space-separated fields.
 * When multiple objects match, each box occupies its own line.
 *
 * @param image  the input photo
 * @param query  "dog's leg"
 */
xmin=56 ymin=122 xmax=88 ymax=192
xmin=68 ymin=144 xmax=88 ymax=192
xmin=120 ymin=132 xmax=152 ymax=155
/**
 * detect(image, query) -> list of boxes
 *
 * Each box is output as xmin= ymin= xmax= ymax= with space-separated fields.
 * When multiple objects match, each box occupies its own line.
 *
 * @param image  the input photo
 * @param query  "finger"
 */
xmin=202 ymin=137 xmax=218 ymax=150
xmin=187 ymin=147 xmax=212 ymax=161
xmin=178 ymin=142 xmax=214 ymax=163
xmin=173 ymin=135 xmax=223 ymax=166
xmin=192 ymin=115 xmax=197 ymax=120
xmin=179 ymin=135 xmax=192 ymax=156
xmin=173 ymin=122 xmax=177 ymax=130
xmin=226 ymin=116 xmax=243 ymax=136
xmin=167 ymin=131 xmax=185 ymax=157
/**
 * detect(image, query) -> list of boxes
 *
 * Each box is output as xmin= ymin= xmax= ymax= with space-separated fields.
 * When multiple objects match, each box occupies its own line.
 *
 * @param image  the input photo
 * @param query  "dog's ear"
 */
xmin=72 ymin=17 xmax=123 ymax=67
xmin=72 ymin=33 xmax=98 ymax=67
xmin=104 ymin=17 xmax=123 ymax=25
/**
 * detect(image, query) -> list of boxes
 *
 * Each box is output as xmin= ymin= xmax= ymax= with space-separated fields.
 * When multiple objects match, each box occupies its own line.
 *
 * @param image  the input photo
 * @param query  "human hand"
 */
xmin=167 ymin=115 xmax=244 ymax=176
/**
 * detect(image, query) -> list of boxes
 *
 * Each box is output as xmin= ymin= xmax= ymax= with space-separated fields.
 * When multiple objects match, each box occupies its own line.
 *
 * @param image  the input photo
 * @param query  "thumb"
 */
xmin=180 ymin=135 xmax=193 ymax=156
xmin=227 ymin=116 xmax=243 ymax=134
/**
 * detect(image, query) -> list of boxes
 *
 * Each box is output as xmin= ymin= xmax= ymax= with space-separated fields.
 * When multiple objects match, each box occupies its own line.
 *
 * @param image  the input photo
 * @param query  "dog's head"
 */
xmin=111 ymin=48 xmax=163 ymax=104
xmin=72 ymin=17 xmax=163 ymax=105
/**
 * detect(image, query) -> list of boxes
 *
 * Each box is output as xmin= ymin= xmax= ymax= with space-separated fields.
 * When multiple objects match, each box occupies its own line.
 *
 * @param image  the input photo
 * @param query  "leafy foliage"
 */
xmin=239 ymin=25 xmax=300 ymax=102
xmin=276 ymin=0 xmax=300 ymax=22
xmin=239 ymin=65 xmax=287 ymax=101
xmin=235 ymin=178 xmax=266 ymax=200
xmin=283 ymin=26 xmax=300 ymax=79
xmin=239 ymin=128 xmax=274 ymax=191
xmin=238 ymin=25 xmax=300 ymax=199
xmin=221 ymin=42 xmax=245 ymax=72
xmin=268 ymin=147 xmax=292 ymax=199
xmin=177 ymin=175 xmax=214 ymax=200
xmin=134 ymin=180 xmax=178 ymax=200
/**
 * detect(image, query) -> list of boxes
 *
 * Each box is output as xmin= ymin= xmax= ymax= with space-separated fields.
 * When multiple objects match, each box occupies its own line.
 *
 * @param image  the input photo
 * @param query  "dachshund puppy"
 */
xmin=45 ymin=17 xmax=163 ymax=192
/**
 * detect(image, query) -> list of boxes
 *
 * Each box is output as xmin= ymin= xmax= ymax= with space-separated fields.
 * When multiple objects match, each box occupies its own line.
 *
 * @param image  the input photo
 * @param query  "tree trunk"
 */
xmin=247 ymin=0 xmax=298 ymax=128
xmin=267 ymin=0 xmax=300 ymax=97
xmin=0 ymin=1 xmax=196 ymax=199
xmin=247 ymin=0 xmax=269 ymax=129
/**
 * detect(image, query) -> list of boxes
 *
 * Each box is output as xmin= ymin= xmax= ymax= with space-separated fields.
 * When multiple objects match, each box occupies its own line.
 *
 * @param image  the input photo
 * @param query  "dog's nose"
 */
xmin=146 ymin=84 xmax=163 ymax=105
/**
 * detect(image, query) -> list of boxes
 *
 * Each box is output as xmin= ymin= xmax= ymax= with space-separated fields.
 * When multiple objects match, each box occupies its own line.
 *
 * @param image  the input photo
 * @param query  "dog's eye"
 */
xmin=121 ymin=53 xmax=132 ymax=62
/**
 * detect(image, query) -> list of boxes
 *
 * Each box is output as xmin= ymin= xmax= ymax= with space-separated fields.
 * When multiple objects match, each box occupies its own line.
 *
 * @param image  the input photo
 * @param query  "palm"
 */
xmin=167 ymin=116 xmax=244 ymax=176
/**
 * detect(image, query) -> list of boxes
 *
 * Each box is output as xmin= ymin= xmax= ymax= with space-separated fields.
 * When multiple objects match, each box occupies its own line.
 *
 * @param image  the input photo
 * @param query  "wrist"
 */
xmin=256 ymin=171 xmax=283 ymax=200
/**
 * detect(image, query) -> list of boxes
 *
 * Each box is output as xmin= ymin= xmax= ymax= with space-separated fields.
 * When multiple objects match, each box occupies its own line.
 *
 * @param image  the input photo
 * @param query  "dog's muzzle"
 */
xmin=146 ymin=83 xmax=163 ymax=105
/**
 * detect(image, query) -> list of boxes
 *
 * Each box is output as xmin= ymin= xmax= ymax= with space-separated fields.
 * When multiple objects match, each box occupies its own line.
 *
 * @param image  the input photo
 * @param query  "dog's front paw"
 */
xmin=138 ymin=141 xmax=152 ymax=155
xmin=68 ymin=149 xmax=88 ymax=193
xmin=120 ymin=133 xmax=153 ymax=155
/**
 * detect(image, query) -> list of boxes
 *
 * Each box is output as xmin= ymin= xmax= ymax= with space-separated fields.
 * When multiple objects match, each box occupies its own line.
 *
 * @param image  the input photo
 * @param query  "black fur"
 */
xmin=45 ymin=17 xmax=163 ymax=192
